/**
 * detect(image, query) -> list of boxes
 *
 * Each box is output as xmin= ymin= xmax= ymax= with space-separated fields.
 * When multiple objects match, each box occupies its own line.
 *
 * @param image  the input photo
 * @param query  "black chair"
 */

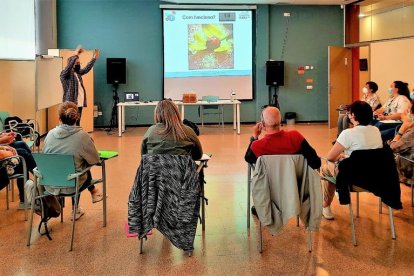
xmin=336 ymin=148 xmax=402 ymax=246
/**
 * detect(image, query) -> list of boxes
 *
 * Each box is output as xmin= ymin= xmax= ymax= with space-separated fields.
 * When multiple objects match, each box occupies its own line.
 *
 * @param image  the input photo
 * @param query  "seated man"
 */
xmin=321 ymin=101 xmax=383 ymax=220
xmin=245 ymin=106 xmax=321 ymax=215
xmin=245 ymin=106 xmax=320 ymax=168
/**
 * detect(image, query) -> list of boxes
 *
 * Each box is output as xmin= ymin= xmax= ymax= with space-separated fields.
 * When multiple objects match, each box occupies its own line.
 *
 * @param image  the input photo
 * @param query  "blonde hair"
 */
xmin=154 ymin=100 xmax=187 ymax=141
xmin=59 ymin=101 xmax=79 ymax=125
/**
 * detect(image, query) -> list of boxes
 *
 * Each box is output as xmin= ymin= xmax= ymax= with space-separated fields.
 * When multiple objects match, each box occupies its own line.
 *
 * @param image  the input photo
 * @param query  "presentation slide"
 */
xmin=0 ymin=0 xmax=35 ymax=60
xmin=163 ymin=9 xmax=253 ymax=100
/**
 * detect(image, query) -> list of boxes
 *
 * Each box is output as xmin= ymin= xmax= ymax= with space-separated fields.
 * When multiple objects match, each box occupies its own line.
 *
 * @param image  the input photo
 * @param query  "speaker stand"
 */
xmin=108 ymin=83 xmax=120 ymax=132
xmin=268 ymin=85 xmax=280 ymax=110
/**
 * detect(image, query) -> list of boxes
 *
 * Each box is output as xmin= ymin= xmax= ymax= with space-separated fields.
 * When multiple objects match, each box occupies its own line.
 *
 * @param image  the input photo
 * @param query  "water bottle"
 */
xmin=230 ymin=89 xmax=236 ymax=102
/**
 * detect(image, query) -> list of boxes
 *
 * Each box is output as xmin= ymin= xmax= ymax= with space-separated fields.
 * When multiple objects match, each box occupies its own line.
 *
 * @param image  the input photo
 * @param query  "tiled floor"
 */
xmin=1 ymin=124 xmax=414 ymax=275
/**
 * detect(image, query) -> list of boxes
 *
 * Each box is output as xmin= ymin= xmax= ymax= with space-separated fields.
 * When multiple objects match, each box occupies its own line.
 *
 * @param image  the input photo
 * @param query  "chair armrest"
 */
xmin=33 ymin=167 xmax=42 ymax=178
xmin=67 ymin=166 xmax=92 ymax=181
xmin=395 ymin=153 xmax=414 ymax=164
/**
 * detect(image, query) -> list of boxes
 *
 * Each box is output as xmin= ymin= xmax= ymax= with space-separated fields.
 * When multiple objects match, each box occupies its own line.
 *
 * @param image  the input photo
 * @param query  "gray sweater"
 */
xmin=43 ymin=124 xmax=100 ymax=194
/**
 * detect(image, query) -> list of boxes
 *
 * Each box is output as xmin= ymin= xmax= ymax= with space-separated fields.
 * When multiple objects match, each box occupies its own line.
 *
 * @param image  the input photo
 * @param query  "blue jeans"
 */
xmin=373 ymin=121 xmax=401 ymax=142
xmin=11 ymin=141 xmax=36 ymax=203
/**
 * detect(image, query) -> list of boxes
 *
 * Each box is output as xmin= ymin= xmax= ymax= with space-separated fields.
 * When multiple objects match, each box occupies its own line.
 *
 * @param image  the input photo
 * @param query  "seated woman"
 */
xmin=0 ymin=145 xmax=17 ymax=190
xmin=336 ymin=81 xmax=381 ymax=138
xmin=321 ymin=101 xmax=383 ymax=220
xmin=141 ymin=99 xmax=203 ymax=160
xmin=373 ymin=81 xmax=411 ymax=141
xmin=43 ymin=101 xmax=103 ymax=220
xmin=390 ymin=104 xmax=414 ymax=181
xmin=0 ymin=132 xmax=36 ymax=209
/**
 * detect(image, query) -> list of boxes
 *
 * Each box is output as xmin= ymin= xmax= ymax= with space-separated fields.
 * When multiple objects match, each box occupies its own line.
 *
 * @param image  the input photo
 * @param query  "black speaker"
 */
xmin=107 ymin=58 xmax=126 ymax=84
xmin=266 ymin=60 xmax=284 ymax=86
xmin=359 ymin=58 xmax=368 ymax=71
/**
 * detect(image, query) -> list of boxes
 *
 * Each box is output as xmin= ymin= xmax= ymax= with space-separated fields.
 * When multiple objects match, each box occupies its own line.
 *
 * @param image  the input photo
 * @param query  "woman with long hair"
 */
xmin=141 ymin=100 xmax=202 ymax=160
xmin=373 ymin=80 xmax=412 ymax=141
xmin=43 ymin=101 xmax=103 ymax=220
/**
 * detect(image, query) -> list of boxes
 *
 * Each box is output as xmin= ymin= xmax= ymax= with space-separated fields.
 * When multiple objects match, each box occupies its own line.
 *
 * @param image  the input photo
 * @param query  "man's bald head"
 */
xmin=261 ymin=106 xmax=281 ymax=128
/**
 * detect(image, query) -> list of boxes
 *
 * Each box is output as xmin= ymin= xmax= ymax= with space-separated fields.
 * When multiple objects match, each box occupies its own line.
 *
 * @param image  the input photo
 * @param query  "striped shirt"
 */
xmin=60 ymin=55 xmax=96 ymax=107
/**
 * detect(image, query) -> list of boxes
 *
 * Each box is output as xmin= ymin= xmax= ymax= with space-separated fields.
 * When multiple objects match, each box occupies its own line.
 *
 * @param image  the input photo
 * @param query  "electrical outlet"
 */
xmin=98 ymin=111 xmax=103 ymax=116
xmin=283 ymin=12 xmax=291 ymax=17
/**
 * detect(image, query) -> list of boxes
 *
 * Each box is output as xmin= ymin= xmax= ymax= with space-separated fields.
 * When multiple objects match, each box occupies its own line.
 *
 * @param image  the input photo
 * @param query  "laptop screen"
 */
xmin=124 ymin=92 xmax=139 ymax=102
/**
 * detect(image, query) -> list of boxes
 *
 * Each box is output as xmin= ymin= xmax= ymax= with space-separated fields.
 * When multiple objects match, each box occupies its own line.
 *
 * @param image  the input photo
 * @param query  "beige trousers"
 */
xmin=320 ymin=161 xmax=338 ymax=208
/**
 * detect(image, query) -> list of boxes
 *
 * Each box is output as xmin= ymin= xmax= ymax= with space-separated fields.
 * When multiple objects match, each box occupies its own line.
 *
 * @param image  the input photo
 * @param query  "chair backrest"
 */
xmin=337 ymin=147 xmax=402 ymax=209
xmin=202 ymin=96 xmax=219 ymax=103
xmin=252 ymin=154 xmax=322 ymax=233
xmin=32 ymin=153 xmax=76 ymax=187
xmin=0 ymin=111 xmax=10 ymax=132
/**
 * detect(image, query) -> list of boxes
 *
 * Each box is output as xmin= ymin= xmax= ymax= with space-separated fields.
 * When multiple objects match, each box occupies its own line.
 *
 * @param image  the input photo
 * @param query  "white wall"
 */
xmin=371 ymin=38 xmax=414 ymax=104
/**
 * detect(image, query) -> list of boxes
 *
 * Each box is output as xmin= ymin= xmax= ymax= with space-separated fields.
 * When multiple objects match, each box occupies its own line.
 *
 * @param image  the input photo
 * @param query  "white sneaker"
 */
xmin=24 ymin=179 xmax=34 ymax=205
xmin=71 ymin=207 xmax=85 ymax=221
xmin=322 ymin=207 xmax=335 ymax=220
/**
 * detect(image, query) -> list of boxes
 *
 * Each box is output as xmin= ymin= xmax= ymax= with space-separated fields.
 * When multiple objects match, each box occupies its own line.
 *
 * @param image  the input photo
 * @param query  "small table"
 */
xmin=180 ymin=100 xmax=241 ymax=134
xmin=97 ymin=150 xmax=119 ymax=227
xmin=117 ymin=100 xmax=241 ymax=136
xmin=117 ymin=101 xmax=159 ymax=137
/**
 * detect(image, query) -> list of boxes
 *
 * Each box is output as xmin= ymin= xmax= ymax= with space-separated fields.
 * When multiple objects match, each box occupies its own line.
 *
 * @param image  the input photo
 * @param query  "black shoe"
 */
xmin=251 ymin=206 xmax=258 ymax=218
xmin=332 ymin=140 xmax=336 ymax=145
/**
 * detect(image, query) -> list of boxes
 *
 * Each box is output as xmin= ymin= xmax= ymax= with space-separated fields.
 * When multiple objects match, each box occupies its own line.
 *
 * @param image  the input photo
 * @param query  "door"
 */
xmin=328 ymin=46 xmax=352 ymax=129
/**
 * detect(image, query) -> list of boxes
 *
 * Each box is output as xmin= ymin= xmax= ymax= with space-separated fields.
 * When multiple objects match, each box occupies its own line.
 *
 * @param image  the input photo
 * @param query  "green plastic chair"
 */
xmin=0 ymin=111 xmax=39 ymax=152
xmin=0 ymin=111 xmax=9 ymax=132
xmin=1 ymin=155 xmax=29 ymax=220
xmin=200 ymin=96 xmax=224 ymax=126
xmin=27 ymin=153 xmax=106 ymax=251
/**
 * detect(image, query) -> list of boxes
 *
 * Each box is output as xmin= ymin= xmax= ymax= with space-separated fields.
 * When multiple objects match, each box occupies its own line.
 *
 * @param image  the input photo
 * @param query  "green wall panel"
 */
xmin=57 ymin=1 xmax=343 ymax=126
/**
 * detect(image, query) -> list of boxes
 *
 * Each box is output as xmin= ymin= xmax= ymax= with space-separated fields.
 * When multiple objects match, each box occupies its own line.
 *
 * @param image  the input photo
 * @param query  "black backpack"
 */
xmin=34 ymin=194 xmax=61 ymax=240
xmin=183 ymin=119 xmax=200 ymax=136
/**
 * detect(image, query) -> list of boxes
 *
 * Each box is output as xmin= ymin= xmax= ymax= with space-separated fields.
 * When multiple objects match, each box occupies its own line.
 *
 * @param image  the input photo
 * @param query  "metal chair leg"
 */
xmin=11 ymin=181 xmax=15 ymax=202
xmin=356 ymin=192 xmax=359 ymax=218
xmin=70 ymin=184 xmax=80 ymax=251
xmin=259 ymin=221 xmax=263 ymax=253
xmin=349 ymin=201 xmax=357 ymax=246
xmin=60 ymin=197 xmax=64 ymax=223
xmin=22 ymin=158 xmax=28 ymax=221
xmin=247 ymin=165 xmax=251 ymax=229
xmin=102 ymin=160 xmax=107 ymax=227
xmin=308 ymin=228 xmax=312 ymax=252
xmin=389 ymin=206 xmax=396 ymax=240
xmin=201 ymin=177 xmax=205 ymax=231
xmin=6 ymin=184 xmax=9 ymax=210
xmin=296 ymin=215 xmax=299 ymax=227
xmin=140 ymin=237 xmax=144 ymax=254
xmin=27 ymin=177 xmax=38 ymax=247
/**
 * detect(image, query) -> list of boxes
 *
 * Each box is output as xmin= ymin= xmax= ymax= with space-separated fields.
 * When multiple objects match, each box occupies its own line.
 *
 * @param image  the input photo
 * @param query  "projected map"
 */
xmin=188 ymin=24 xmax=234 ymax=70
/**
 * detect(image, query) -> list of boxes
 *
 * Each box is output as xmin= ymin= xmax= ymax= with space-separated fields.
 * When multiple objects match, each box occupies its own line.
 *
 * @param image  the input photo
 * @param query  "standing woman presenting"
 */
xmin=60 ymin=47 xmax=100 ymax=125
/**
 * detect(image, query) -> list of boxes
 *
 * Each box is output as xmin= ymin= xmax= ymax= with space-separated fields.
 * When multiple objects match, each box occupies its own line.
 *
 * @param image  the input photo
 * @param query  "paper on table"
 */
xmin=98 ymin=150 xmax=119 ymax=159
